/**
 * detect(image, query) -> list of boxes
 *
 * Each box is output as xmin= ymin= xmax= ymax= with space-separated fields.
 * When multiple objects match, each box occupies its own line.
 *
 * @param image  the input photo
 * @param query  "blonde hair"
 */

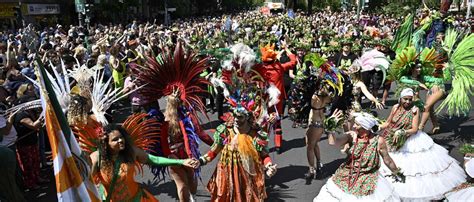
xmin=165 ymin=95 xmax=181 ymax=137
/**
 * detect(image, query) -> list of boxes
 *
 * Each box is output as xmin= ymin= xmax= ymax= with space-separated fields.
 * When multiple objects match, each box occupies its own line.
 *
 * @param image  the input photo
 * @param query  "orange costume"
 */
xmin=98 ymin=163 xmax=158 ymax=202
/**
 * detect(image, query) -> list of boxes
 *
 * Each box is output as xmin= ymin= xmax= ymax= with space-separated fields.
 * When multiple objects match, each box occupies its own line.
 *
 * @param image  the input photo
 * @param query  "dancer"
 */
xmin=350 ymin=49 xmax=389 ymax=112
xmin=255 ymin=42 xmax=297 ymax=153
xmin=379 ymin=88 xmax=466 ymax=201
xmin=132 ymin=42 xmax=214 ymax=201
xmin=314 ymin=112 xmax=403 ymax=201
xmin=75 ymin=114 xmax=199 ymax=202
xmin=390 ymin=32 xmax=474 ymax=133
xmin=301 ymin=53 xmax=344 ymax=180
xmin=199 ymin=43 xmax=278 ymax=201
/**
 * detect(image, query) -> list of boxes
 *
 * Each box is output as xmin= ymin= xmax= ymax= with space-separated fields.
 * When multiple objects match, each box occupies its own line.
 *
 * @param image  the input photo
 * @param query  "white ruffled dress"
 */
xmin=314 ymin=174 xmax=400 ymax=202
xmin=380 ymin=130 xmax=466 ymax=201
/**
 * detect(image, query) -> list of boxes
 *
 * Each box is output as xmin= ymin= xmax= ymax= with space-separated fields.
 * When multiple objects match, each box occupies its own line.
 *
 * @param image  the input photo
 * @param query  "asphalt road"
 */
xmin=26 ymin=87 xmax=473 ymax=202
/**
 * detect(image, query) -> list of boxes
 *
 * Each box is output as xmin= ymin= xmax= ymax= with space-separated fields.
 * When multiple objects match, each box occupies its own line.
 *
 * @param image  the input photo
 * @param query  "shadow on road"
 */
xmin=142 ymin=179 xmax=178 ymax=200
xmin=265 ymin=165 xmax=307 ymax=201
xmin=320 ymin=158 xmax=345 ymax=179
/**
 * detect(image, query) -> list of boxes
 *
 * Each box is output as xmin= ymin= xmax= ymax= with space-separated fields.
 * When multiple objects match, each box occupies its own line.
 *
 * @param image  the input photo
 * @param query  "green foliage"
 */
xmin=460 ymin=143 xmax=474 ymax=154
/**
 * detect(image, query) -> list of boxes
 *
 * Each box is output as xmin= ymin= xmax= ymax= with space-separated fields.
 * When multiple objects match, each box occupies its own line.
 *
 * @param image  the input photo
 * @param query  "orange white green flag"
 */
xmin=35 ymin=58 xmax=100 ymax=202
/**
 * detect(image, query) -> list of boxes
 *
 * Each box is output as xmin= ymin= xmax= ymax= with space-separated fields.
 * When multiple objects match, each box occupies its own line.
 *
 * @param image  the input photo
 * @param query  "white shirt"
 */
xmin=0 ymin=115 xmax=18 ymax=147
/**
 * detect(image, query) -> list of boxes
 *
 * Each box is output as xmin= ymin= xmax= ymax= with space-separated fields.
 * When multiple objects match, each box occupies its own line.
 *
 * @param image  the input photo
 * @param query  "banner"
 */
xmin=27 ymin=4 xmax=60 ymax=15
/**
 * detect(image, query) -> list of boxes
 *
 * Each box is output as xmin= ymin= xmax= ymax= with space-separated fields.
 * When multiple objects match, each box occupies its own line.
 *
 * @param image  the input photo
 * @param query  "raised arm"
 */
xmin=328 ymin=132 xmax=352 ymax=147
xmin=281 ymin=51 xmax=297 ymax=72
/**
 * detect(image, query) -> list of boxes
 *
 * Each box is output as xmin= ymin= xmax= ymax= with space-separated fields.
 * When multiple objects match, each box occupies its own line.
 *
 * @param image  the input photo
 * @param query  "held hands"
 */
xmin=265 ymin=163 xmax=277 ymax=177
xmin=385 ymin=168 xmax=406 ymax=183
xmin=182 ymin=158 xmax=200 ymax=169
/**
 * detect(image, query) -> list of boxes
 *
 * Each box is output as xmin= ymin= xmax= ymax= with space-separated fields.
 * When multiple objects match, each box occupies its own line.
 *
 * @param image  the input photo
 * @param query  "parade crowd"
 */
xmin=1 ymin=5 xmax=474 ymax=202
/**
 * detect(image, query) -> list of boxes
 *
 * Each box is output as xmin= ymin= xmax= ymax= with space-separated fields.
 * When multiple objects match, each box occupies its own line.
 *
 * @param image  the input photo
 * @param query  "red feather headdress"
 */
xmin=132 ymin=42 xmax=210 ymax=116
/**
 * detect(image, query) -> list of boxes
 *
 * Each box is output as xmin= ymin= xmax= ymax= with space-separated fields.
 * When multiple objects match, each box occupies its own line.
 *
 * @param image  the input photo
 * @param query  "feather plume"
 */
xmin=230 ymin=43 xmax=256 ymax=72
xmin=266 ymin=84 xmax=281 ymax=107
xmin=357 ymin=49 xmax=390 ymax=72
xmin=133 ymin=42 xmax=210 ymax=119
xmin=392 ymin=14 xmax=414 ymax=55
xmin=2 ymin=99 xmax=42 ymax=117
xmin=90 ymin=69 xmax=141 ymax=126
xmin=436 ymin=33 xmax=474 ymax=116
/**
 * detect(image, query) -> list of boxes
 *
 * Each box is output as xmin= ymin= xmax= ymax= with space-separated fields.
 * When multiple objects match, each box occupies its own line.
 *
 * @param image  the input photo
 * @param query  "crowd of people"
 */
xmin=1 ymin=5 xmax=474 ymax=202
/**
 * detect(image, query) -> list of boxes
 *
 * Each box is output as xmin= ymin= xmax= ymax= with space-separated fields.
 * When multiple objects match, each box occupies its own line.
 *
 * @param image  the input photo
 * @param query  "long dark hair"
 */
xmin=99 ymin=124 xmax=135 ymax=177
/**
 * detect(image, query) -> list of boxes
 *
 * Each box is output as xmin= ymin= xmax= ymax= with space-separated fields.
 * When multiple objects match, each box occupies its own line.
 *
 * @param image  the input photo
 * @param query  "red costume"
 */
xmin=255 ymin=44 xmax=297 ymax=149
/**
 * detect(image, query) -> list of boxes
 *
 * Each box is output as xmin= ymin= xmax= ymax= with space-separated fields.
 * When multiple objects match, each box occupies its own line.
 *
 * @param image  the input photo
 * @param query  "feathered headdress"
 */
xmin=352 ymin=49 xmax=390 ymax=87
xmin=304 ymin=53 xmax=344 ymax=96
xmin=90 ymin=68 xmax=139 ymax=126
xmin=388 ymin=46 xmax=443 ymax=83
xmin=132 ymin=42 xmax=210 ymax=117
xmin=72 ymin=113 xmax=161 ymax=175
xmin=260 ymin=43 xmax=278 ymax=62
xmin=219 ymin=43 xmax=280 ymax=125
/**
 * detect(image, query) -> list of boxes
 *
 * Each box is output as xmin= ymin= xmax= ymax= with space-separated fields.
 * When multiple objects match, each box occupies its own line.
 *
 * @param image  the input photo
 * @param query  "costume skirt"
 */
xmin=380 ymin=130 xmax=466 ymax=201
xmin=207 ymin=151 xmax=266 ymax=202
xmin=314 ymin=174 xmax=399 ymax=201
xmin=444 ymin=183 xmax=474 ymax=201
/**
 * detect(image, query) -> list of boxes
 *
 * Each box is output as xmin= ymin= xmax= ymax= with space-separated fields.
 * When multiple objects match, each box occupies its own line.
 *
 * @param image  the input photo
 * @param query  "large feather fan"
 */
xmin=354 ymin=49 xmax=390 ymax=87
xmin=72 ymin=113 xmax=161 ymax=174
xmin=132 ymin=42 xmax=210 ymax=117
xmin=436 ymin=33 xmax=474 ymax=116
xmin=90 ymin=69 xmax=138 ymax=126
xmin=388 ymin=47 xmax=442 ymax=82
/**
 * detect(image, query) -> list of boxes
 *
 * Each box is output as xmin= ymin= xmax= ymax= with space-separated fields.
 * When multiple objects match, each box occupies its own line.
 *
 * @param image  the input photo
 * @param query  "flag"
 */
xmin=391 ymin=14 xmax=414 ymax=55
xmin=36 ymin=58 xmax=100 ymax=202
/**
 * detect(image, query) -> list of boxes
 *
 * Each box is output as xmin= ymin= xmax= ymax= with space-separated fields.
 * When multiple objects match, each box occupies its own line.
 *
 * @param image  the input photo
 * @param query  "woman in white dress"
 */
xmin=314 ymin=111 xmax=403 ymax=201
xmin=444 ymin=145 xmax=474 ymax=201
xmin=379 ymin=88 xmax=466 ymax=201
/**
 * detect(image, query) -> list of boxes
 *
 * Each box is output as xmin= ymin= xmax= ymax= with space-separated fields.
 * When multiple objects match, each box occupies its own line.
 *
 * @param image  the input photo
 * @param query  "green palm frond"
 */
xmin=304 ymin=53 xmax=326 ymax=68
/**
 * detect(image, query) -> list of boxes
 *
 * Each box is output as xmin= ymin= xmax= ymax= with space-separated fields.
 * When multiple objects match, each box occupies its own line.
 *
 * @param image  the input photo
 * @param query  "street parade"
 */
xmin=0 ymin=0 xmax=474 ymax=201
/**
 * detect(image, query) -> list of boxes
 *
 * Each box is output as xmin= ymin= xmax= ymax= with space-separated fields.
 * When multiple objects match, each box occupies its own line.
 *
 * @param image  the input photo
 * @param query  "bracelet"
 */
xmin=199 ymin=157 xmax=206 ymax=166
